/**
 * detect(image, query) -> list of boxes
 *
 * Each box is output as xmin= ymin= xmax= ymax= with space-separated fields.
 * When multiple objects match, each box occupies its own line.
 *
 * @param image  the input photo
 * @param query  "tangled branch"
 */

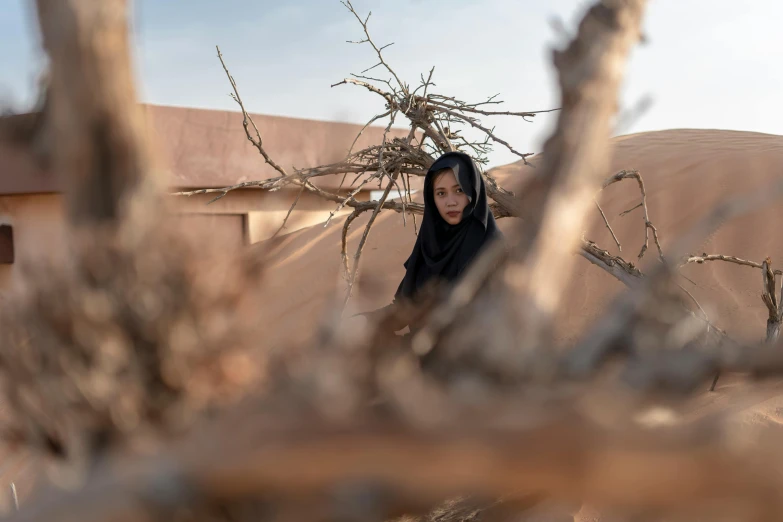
xmin=173 ymin=2 xmax=559 ymax=308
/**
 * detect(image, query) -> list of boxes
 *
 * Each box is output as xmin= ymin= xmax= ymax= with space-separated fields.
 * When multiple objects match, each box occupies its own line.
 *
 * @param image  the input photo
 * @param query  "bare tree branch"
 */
xmin=272 ymin=183 xmax=306 ymax=239
xmin=594 ymin=200 xmax=622 ymax=252
xmin=217 ymin=46 xmax=290 ymax=179
xmin=421 ymin=103 xmax=534 ymax=161
xmin=683 ymin=253 xmax=783 ymax=274
xmin=343 ymin=172 xmax=400 ymax=307
xmin=579 ymin=239 xmax=642 ymax=287
xmin=601 ymin=169 xmax=663 ymax=260
xmin=340 ymin=0 xmax=407 ymax=94
xmin=341 ymin=208 xmax=364 ymax=282
xmin=422 ymin=97 xmax=561 ymax=119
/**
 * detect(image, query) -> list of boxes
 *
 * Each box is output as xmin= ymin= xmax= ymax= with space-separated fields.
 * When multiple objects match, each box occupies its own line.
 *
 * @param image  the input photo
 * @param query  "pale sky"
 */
xmin=2 ymin=0 xmax=782 ymax=168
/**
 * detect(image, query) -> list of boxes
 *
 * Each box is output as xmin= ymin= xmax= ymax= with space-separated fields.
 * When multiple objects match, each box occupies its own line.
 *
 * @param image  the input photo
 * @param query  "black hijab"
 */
xmin=395 ymin=151 xmax=502 ymax=301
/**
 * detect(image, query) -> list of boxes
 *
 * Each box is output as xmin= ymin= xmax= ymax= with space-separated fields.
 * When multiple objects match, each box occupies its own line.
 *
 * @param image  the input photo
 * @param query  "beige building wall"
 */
xmin=0 ymin=188 xmax=374 ymax=293
xmin=170 ymin=188 xmax=370 ymax=243
xmin=0 ymin=194 xmax=67 ymax=292
xmin=0 ymin=105 xmax=416 ymax=293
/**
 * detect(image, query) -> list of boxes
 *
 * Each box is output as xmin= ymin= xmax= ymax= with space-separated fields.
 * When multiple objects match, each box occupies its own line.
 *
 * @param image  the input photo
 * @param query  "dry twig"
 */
xmin=600 ymin=169 xmax=664 ymax=260
xmin=594 ymin=200 xmax=622 ymax=252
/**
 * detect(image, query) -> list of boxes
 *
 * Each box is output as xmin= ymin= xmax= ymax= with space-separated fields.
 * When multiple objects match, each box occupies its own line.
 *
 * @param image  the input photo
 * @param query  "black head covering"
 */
xmin=395 ymin=151 xmax=502 ymax=301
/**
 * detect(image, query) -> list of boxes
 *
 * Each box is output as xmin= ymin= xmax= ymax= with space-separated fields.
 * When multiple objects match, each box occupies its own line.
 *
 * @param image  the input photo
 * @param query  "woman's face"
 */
xmin=433 ymin=168 xmax=470 ymax=225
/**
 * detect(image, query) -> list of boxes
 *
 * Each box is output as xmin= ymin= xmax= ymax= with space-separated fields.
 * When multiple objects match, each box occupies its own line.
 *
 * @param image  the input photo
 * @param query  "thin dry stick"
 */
xmin=676 ymin=281 xmax=710 ymax=323
xmin=683 ymin=253 xmax=783 ymax=275
xmin=326 ymin=173 xmax=377 ymax=227
xmin=331 ymin=77 xmax=394 ymax=101
xmin=341 ymin=0 xmax=407 ymax=94
xmin=272 ymin=183 xmax=306 ymax=239
xmin=423 ymin=103 xmax=534 ymax=161
xmin=216 ymin=46 xmax=289 ymax=179
xmin=392 ymin=176 xmax=407 ymax=227
xmin=346 ymin=110 xmax=393 ymax=158
xmin=431 ymin=116 xmax=455 ymax=152
xmin=341 ymin=208 xmax=364 ymax=281
xmin=343 ymin=172 xmax=400 ymax=307
xmin=172 ymin=47 xmax=299 ymax=206
xmin=415 ymin=66 xmax=435 ymax=98
xmin=595 ymin=199 xmax=622 ymax=252
xmin=393 ymin=125 xmax=425 ymax=229
xmin=404 ymin=173 xmax=419 ymax=234
xmin=174 ymin=179 xmax=287 ymax=201
xmin=601 ymin=169 xmax=663 ymax=260
xmin=173 ymin=170 xmax=418 ymax=211
xmin=422 ymin=97 xmax=560 ymax=119
xmin=579 ymin=239 xmax=642 ymax=287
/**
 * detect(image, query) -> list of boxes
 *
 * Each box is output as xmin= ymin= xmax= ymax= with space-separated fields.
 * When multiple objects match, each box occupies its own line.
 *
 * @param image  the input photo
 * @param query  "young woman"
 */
xmin=362 ymin=151 xmax=503 ymax=333
xmin=395 ymin=151 xmax=502 ymax=303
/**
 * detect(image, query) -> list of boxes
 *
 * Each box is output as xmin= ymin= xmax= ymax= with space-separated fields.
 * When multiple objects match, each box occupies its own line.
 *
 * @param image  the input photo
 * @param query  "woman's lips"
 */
xmin=447 ymin=211 xmax=460 ymax=217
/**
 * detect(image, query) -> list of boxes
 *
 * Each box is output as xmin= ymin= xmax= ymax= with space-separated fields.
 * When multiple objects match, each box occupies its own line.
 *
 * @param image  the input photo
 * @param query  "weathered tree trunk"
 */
xmin=34 ymin=0 xmax=156 ymax=226
xmin=501 ymin=0 xmax=649 ymax=351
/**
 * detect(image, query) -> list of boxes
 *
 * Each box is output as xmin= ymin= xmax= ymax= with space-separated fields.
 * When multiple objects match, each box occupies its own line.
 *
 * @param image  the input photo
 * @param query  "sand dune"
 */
xmin=258 ymin=128 xmax=783 ymax=349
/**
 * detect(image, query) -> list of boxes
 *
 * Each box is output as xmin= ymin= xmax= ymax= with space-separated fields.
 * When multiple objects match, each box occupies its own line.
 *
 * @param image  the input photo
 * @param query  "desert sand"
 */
xmin=257 ymin=128 xmax=783 ymax=347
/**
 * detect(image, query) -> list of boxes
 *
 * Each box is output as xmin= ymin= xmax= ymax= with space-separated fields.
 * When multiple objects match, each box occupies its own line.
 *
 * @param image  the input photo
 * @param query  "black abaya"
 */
xmin=395 ymin=151 xmax=502 ymax=302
